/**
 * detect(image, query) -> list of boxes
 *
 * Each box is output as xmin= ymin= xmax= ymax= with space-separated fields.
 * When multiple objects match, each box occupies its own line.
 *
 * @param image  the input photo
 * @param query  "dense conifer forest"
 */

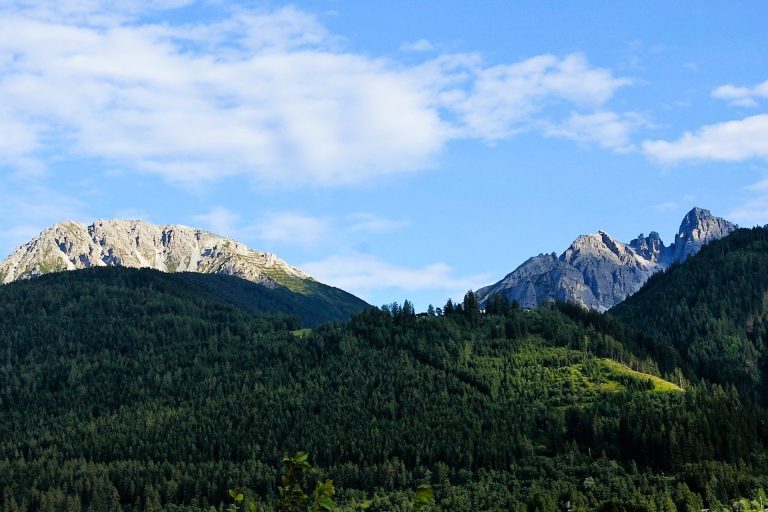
xmin=611 ymin=227 xmax=768 ymax=398
xmin=3 ymin=230 xmax=768 ymax=511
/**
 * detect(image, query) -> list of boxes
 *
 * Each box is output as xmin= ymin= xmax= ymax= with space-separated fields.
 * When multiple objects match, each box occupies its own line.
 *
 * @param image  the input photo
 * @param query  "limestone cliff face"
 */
xmin=0 ymin=219 xmax=311 ymax=289
xmin=476 ymin=253 xmax=596 ymax=309
xmin=668 ymin=207 xmax=736 ymax=262
xmin=477 ymin=208 xmax=736 ymax=311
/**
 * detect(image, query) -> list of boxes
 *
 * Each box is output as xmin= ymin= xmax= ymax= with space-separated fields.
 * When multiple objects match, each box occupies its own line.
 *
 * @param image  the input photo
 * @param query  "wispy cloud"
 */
xmin=346 ymin=213 xmax=410 ymax=234
xmin=444 ymin=53 xmax=632 ymax=141
xmin=544 ymin=111 xmax=645 ymax=152
xmin=252 ymin=212 xmax=333 ymax=248
xmin=651 ymin=201 xmax=680 ymax=213
xmin=114 ymin=208 xmax=151 ymax=221
xmin=726 ymin=178 xmax=768 ymax=226
xmin=0 ymin=182 xmax=88 ymax=256
xmin=302 ymin=252 xmax=490 ymax=303
xmin=643 ymin=114 xmax=768 ymax=164
xmin=0 ymin=4 xmax=633 ymax=188
xmin=712 ymin=80 xmax=768 ymax=108
xmin=728 ymin=195 xmax=768 ymax=227
xmin=6 ymin=0 xmax=196 ymax=25
xmin=190 ymin=207 xmax=412 ymax=251
xmin=401 ymin=39 xmax=435 ymax=52
xmin=192 ymin=206 xmax=241 ymax=238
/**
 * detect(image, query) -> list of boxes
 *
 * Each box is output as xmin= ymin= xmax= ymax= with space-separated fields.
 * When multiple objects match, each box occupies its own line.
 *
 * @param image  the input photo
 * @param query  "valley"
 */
xmin=2 ymin=227 xmax=768 ymax=510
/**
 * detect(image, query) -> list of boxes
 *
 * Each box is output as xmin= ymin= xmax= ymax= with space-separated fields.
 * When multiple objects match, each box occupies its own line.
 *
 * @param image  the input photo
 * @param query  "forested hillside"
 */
xmin=0 ymin=266 xmax=367 ymax=328
xmin=2 ymin=266 xmax=768 ymax=511
xmin=611 ymin=227 xmax=768 ymax=399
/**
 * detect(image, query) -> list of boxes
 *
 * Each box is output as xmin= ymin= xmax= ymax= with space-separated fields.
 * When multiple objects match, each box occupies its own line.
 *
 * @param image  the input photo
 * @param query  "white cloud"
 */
xmin=450 ymin=53 xmax=632 ymax=140
xmin=401 ymin=39 xmax=435 ymax=52
xmin=302 ymin=253 xmax=490 ymax=302
xmin=346 ymin=213 xmax=410 ymax=234
xmin=192 ymin=206 xmax=241 ymax=238
xmin=114 ymin=208 xmax=151 ymax=221
xmin=651 ymin=201 xmax=680 ymax=213
xmin=0 ymin=4 xmax=632 ymax=187
xmin=544 ymin=111 xmax=644 ymax=152
xmin=728 ymin=199 xmax=768 ymax=226
xmin=727 ymin=179 xmax=768 ymax=226
xmin=6 ymin=0 xmax=195 ymax=25
xmin=712 ymin=80 xmax=768 ymax=108
xmin=189 ymin=208 xmax=411 ymax=250
xmin=0 ymin=182 xmax=88 ymax=257
xmin=746 ymin=179 xmax=768 ymax=192
xmin=251 ymin=212 xmax=332 ymax=248
xmin=0 ymin=109 xmax=39 ymax=170
xmin=643 ymin=114 xmax=768 ymax=164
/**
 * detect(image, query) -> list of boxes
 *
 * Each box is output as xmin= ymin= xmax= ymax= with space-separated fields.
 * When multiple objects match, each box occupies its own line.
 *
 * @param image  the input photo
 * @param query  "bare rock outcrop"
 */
xmin=477 ymin=208 xmax=736 ymax=311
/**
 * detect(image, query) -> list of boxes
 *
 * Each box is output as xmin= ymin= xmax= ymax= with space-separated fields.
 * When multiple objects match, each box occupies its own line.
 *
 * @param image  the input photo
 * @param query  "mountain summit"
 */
xmin=0 ymin=219 xmax=370 ymax=324
xmin=477 ymin=207 xmax=736 ymax=311
xmin=668 ymin=207 xmax=737 ymax=262
xmin=0 ymin=219 xmax=311 ymax=287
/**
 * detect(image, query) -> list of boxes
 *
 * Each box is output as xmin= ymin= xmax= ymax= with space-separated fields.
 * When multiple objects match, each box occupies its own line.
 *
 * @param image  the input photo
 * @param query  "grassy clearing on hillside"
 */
xmin=602 ymin=358 xmax=684 ymax=393
xmin=553 ymin=355 xmax=683 ymax=395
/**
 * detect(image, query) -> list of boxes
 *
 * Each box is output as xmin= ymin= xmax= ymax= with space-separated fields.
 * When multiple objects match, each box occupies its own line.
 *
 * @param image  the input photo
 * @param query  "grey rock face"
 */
xmin=629 ymin=231 xmax=665 ymax=263
xmin=477 ymin=207 xmax=736 ymax=311
xmin=478 ymin=253 xmax=597 ymax=309
xmin=668 ymin=207 xmax=736 ymax=262
xmin=0 ymin=219 xmax=312 ymax=289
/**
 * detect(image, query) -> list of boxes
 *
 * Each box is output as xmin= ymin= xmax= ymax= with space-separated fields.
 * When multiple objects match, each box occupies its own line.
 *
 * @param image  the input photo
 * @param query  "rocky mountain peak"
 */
xmin=0 ymin=219 xmax=311 ymax=287
xmin=478 ymin=207 xmax=735 ymax=311
xmin=678 ymin=207 xmax=734 ymax=240
xmin=629 ymin=231 xmax=665 ymax=263
xmin=562 ymin=230 xmax=651 ymax=269
xmin=670 ymin=207 xmax=736 ymax=262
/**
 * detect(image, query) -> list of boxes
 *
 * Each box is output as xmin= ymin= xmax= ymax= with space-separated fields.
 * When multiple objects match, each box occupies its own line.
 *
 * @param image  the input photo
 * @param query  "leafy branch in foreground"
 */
xmin=277 ymin=451 xmax=335 ymax=512
xmin=229 ymin=452 xmax=433 ymax=512
xmin=228 ymin=451 xmax=335 ymax=512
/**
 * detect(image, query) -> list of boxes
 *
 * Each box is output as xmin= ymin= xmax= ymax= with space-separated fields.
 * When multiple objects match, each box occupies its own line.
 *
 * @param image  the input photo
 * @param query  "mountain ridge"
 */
xmin=0 ymin=219 xmax=311 ymax=287
xmin=609 ymin=226 xmax=768 ymax=396
xmin=477 ymin=207 xmax=736 ymax=311
xmin=0 ymin=218 xmax=370 ymax=325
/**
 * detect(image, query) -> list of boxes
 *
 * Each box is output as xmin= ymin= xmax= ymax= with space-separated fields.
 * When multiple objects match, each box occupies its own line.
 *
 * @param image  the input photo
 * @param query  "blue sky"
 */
xmin=1 ymin=1 xmax=767 ymax=309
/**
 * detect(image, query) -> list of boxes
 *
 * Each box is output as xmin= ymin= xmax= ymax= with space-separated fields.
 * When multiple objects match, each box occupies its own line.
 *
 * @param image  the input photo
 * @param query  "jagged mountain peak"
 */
xmin=562 ymin=230 xmax=653 ymax=269
xmin=678 ymin=207 xmax=735 ymax=239
xmin=629 ymin=231 xmax=665 ymax=263
xmin=478 ymin=207 xmax=735 ymax=311
xmin=670 ymin=207 xmax=737 ymax=262
xmin=680 ymin=206 xmax=712 ymax=229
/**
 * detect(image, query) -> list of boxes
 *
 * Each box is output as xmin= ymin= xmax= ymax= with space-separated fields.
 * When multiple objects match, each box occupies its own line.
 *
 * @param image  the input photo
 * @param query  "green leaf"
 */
xmin=235 ymin=493 xmax=244 ymax=503
xmin=316 ymin=496 xmax=336 ymax=510
xmin=414 ymin=484 xmax=434 ymax=509
xmin=313 ymin=479 xmax=335 ymax=498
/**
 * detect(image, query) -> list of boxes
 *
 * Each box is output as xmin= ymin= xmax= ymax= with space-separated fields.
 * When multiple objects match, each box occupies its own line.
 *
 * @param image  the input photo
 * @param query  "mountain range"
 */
xmin=3 ymin=223 xmax=768 ymax=511
xmin=477 ymin=207 xmax=736 ymax=311
xmin=0 ymin=209 xmax=738 ymax=318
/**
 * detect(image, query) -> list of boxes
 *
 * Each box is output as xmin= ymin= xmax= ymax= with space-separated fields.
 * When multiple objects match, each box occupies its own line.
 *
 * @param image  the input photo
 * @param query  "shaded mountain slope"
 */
xmin=2 ymin=267 xmax=767 ymax=510
xmin=610 ymin=227 xmax=768 ymax=397
xmin=0 ymin=265 xmax=368 ymax=327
